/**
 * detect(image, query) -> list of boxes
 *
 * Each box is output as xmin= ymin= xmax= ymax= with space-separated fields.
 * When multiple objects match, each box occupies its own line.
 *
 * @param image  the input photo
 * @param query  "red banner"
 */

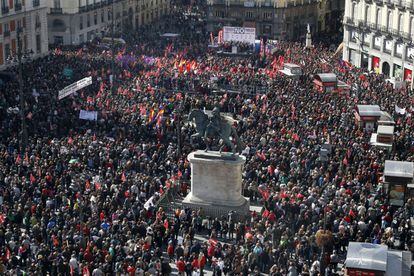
xmin=372 ymin=56 xmax=380 ymax=70
xmin=404 ymin=68 xmax=412 ymax=82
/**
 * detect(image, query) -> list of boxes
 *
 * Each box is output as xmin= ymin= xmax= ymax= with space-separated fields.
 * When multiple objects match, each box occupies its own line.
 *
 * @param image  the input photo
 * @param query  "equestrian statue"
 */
xmin=188 ymin=107 xmax=243 ymax=154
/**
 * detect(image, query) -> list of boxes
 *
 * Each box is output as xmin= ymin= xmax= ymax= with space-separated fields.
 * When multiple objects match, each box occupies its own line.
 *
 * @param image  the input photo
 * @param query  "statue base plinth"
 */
xmin=182 ymin=150 xmax=250 ymax=220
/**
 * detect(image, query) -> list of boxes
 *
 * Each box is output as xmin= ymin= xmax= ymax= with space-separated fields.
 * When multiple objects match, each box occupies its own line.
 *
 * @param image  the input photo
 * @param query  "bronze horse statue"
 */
xmin=188 ymin=108 xmax=243 ymax=154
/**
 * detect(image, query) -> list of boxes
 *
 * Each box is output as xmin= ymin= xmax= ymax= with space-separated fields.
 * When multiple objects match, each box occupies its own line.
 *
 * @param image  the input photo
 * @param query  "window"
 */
xmin=4 ymin=44 xmax=10 ymax=59
xmin=35 ymin=14 xmax=41 ymax=28
xmin=94 ymin=12 xmax=97 ymax=25
xmin=79 ymin=15 xmax=83 ymax=30
xmin=53 ymin=0 xmax=60 ymax=8
xmin=364 ymin=6 xmax=369 ymax=23
xmin=101 ymin=10 xmax=104 ymax=23
xmin=108 ymin=9 xmax=111 ymax=21
xmin=36 ymin=34 xmax=41 ymax=53
xmin=387 ymin=11 xmax=392 ymax=30
xmin=1 ymin=0 xmax=7 ymax=8
xmin=87 ymin=14 xmax=90 ymax=27
xmin=263 ymin=12 xmax=272 ymax=20
xmin=410 ymin=17 xmax=414 ymax=36
xmin=376 ymin=8 xmax=381 ymax=27
xmin=246 ymin=11 xmax=254 ymax=19
xmin=351 ymin=2 xmax=356 ymax=20
xmin=4 ymin=23 xmax=9 ymax=32
xmin=398 ymin=14 xmax=403 ymax=32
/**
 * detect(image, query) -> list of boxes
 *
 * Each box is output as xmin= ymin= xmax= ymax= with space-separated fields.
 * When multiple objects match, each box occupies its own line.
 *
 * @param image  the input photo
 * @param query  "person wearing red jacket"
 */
xmin=198 ymin=253 xmax=206 ymax=276
xmin=176 ymin=257 xmax=186 ymax=276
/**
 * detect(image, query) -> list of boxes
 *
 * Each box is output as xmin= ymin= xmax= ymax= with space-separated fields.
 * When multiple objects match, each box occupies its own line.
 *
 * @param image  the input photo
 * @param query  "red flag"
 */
xmin=24 ymin=152 xmax=29 ymax=162
xmin=177 ymin=170 xmax=183 ymax=179
xmin=85 ymin=180 xmax=91 ymax=190
xmin=30 ymin=173 xmax=36 ymax=184
xmin=121 ymin=172 xmax=127 ymax=182
xmin=257 ymin=151 xmax=266 ymax=161
xmin=94 ymin=182 xmax=101 ymax=190
xmin=15 ymin=154 xmax=21 ymax=164
xmin=82 ymin=266 xmax=90 ymax=276
xmin=5 ymin=247 xmax=10 ymax=260
xmin=68 ymin=137 xmax=73 ymax=144
xmin=0 ymin=214 xmax=5 ymax=225
xmin=258 ymin=187 xmax=270 ymax=200
xmin=343 ymin=157 xmax=348 ymax=166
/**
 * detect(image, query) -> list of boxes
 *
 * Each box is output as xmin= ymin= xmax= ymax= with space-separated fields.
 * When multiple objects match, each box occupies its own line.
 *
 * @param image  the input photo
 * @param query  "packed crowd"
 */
xmin=0 ymin=3 xmax=413 ymax=276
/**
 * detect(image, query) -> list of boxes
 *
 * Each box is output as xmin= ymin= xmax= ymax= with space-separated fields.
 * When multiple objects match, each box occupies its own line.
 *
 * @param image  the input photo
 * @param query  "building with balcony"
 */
xmin=48 ymin=0 xmax=170 ymax=45
xmin=206 ymin=0 xmax=344 ymax=40
xmin=342 ymin=0 xmax=414 ymax=83
xmin=0 ymin=0 xmax=49 ymax=69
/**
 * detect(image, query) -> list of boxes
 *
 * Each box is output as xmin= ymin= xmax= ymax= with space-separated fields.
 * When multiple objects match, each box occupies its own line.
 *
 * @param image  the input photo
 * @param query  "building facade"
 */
xmin=206 ymin=0 xmax=344 ymax=40
xmin=343 ymin=0 xmax=414 ymax=83
xmin=0 ymin=0 xmax=49 ymax=69
xmin=48 ymin=0 xmax=170 ymax=46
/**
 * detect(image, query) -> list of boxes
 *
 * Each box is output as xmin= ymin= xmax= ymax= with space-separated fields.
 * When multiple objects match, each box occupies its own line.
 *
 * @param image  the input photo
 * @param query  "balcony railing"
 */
xmin=33 ymin=0 xmax=40 ymax=7
xmin=344 ymin=17 xmax=355 ymax=26
xmin=79 ymin=6 xmax=87 ymax=12
xmin=50 ymin=7 xmax=62 ymax=14
xmin=4 ymin=30 xmax=10 ymax=37
xmin=2 ymin=6 xmax=9 ymax=14
xmin=405 ymin=0 xmax=414 ymax=9
xmin=14 ymin=3 xmax=22 ymax=11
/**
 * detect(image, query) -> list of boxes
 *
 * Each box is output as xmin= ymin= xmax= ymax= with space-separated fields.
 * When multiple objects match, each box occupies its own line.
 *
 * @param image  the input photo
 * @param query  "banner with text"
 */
xmin=58 ymin=76 xmax=93 ymax=100
xmin=79 ymin=110 xmax=98 ymax=121
xmin=223 ymin=26 xmax=256 ymax=45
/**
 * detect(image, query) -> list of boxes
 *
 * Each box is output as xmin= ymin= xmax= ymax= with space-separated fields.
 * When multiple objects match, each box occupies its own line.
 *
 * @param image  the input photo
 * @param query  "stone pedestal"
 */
xmin=182 ymin=150 xmax=249 ymax=220
xmin=306 ymin=33 xmax=312 ymax=48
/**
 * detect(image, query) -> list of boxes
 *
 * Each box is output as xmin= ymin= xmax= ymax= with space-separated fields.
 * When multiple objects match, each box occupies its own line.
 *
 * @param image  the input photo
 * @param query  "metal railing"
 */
xmin=50 ymin=7 xmax=62 ymax=14
xmin=78 ymin=6 xmax=87 ymax=12
xmin=33 ymin=0 xmax=39 ymax=7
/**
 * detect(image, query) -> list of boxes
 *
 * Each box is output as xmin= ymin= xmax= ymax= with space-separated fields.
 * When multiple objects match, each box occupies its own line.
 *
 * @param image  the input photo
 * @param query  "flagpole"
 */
xmin=111 ymin=0 xmax=116 ymax=93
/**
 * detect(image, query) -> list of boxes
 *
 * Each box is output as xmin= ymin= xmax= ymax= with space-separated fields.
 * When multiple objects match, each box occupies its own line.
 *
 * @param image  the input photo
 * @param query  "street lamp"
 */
xmin=5 ymin=27 xmax=33 ymax=150
xmin=111 ymin=0 xmax=116 ymax=93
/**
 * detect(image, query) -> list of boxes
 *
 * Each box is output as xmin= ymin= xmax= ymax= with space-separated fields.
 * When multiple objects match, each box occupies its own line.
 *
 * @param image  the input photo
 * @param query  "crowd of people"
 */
xmin=0 ymin=2 xmax=413 ymax=275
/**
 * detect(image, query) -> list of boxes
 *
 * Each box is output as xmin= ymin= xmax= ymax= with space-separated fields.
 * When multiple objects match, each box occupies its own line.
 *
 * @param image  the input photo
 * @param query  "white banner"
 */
xmin=223 ymin=26 xmax=256 ymax=45
xmin=395 ymin=105 xmax=406 ymax=115
xmin=79 ymin=110 xmax=98 ymax=121
xmin=58 ymin=76 xmax=93 ymax=100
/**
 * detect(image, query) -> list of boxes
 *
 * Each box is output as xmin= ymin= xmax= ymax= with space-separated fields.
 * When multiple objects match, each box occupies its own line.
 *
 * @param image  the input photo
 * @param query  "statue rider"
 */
xmin=208 ymin=107 xmax=222 ymax=136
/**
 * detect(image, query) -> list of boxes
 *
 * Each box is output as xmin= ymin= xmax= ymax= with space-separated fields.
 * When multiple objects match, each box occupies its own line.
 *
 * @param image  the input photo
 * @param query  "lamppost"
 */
xmin=175 ymin=100 xmax=184 ymax=157
xmin=5 ymin=26 xmax=33 ymax=150
xmin=111 ymin=0 xmax=116 ymax=93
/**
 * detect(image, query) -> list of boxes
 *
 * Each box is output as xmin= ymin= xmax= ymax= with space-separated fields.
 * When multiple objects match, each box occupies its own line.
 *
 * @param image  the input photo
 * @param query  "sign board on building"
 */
xmin=58 ymin=76 xmax=93 ymax=100
xmin=374 ymin=36 xmax=381 ymax=48
xmin=407 ymin=47 xmax=414 ymax=59
xmin=385 ymin=40 xmax=392 ymax=52
xmin=223 ymin=26 xmax=256 ymax=45
xmin=396 ymin=43 xmax=403 ymax=56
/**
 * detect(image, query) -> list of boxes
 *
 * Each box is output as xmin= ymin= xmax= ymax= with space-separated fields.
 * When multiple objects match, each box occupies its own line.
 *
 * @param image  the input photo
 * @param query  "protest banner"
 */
xmin=79 ymin=110 xmax=98 ymax=121
xmin=58 ymin=77 xmax=93 ymax=100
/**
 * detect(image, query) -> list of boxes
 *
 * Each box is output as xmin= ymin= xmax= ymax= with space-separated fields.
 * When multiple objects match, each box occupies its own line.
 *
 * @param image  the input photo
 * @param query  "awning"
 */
xmin=314 ymin=73 xmax=337 ymax=83
xmin=345 ymin=242 xmax=387 ymax=271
